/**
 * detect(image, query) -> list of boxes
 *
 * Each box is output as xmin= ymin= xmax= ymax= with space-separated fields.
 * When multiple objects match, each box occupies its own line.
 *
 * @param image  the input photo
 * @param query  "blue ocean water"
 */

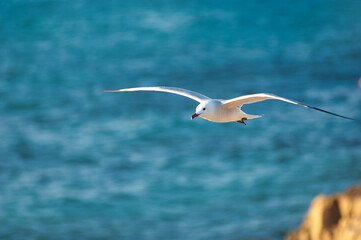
xmin=1 ymin=0 xmax=361 ymax=239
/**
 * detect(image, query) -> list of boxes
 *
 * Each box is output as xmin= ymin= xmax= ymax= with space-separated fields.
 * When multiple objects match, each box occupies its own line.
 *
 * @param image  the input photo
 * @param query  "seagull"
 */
xmin=102 ymin=86 xmax=354 ymax=125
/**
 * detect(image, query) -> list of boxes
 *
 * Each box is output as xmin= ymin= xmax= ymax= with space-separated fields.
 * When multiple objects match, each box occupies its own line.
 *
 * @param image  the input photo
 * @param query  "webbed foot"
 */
xmin=237 ymin=118 xmax=247 ymax=125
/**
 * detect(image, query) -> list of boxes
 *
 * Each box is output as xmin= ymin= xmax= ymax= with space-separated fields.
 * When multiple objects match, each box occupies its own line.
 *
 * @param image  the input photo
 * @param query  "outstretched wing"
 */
xmin=222 ymin=93 xmax=354 ymax=120
xmin=102 ymin=86 xmax=210 ymax=103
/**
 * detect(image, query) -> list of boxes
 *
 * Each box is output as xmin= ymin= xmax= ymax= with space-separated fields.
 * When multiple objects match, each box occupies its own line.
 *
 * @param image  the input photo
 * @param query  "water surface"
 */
xmin=1 ymin=0 xmax=361 ymax=239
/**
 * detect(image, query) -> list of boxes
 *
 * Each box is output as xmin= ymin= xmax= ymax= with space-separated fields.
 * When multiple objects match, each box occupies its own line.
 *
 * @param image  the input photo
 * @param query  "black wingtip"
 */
xmin=309 ymin=106 xmax=355 ymax=121
xmin=298 ymin=103 xmax=355 ymax=121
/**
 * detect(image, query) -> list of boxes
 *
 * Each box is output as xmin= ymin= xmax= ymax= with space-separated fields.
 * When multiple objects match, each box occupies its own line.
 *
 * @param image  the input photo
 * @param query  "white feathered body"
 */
xmin=198 ymin=100 xmax=262 ymax=123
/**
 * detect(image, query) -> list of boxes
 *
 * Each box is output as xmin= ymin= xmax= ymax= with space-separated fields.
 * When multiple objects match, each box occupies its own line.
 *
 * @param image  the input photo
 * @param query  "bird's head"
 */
xmin=191 ymin=101 xmax=219 ymax=120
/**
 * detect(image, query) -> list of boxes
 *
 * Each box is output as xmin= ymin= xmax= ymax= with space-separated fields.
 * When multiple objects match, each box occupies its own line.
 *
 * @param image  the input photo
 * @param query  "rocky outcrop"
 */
xmin=286 ymin=183 xmax=361 ymax=240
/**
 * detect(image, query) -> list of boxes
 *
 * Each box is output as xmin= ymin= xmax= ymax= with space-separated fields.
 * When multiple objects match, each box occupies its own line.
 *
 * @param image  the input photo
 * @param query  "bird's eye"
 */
xmin=202 ymin=108 xmax=206 ymax=110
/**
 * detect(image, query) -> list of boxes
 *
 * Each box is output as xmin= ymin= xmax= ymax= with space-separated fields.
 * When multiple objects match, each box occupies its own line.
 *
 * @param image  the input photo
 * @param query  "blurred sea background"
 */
xmin=1 ymin=0 xmax=361 ymax=239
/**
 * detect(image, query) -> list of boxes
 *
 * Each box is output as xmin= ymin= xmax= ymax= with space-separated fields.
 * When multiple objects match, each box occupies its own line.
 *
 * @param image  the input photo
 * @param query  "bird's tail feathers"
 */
xmin=246 ymin=114 xmax=263 ymax=120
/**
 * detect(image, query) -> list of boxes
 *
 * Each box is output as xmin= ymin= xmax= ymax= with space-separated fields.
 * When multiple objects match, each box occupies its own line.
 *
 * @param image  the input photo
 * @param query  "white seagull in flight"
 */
xmin=102 ymin=86 xmax=354 ymax=125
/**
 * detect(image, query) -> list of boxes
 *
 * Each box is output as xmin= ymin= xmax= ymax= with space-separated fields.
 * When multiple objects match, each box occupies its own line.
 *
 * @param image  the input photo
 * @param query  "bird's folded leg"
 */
xmin=237 ymin=118 xmax=247 ymax=125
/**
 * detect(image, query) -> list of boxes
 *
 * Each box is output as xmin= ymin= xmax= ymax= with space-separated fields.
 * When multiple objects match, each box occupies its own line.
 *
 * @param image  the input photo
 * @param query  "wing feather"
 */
xmin=102 ymin=86 xmax=210 ymax=103
xmin=222 ymin=93 xmax=354 ymax=120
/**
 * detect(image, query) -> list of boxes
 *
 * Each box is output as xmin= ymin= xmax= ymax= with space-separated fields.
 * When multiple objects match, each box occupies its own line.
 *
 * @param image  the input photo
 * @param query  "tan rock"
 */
xmin=286 ymin=183 xmax=361 ymax=240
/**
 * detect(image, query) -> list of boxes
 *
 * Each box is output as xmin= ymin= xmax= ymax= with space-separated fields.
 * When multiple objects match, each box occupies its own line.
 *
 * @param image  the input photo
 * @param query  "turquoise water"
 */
xmin=1 ymin=0 xmax=361 ymax=239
